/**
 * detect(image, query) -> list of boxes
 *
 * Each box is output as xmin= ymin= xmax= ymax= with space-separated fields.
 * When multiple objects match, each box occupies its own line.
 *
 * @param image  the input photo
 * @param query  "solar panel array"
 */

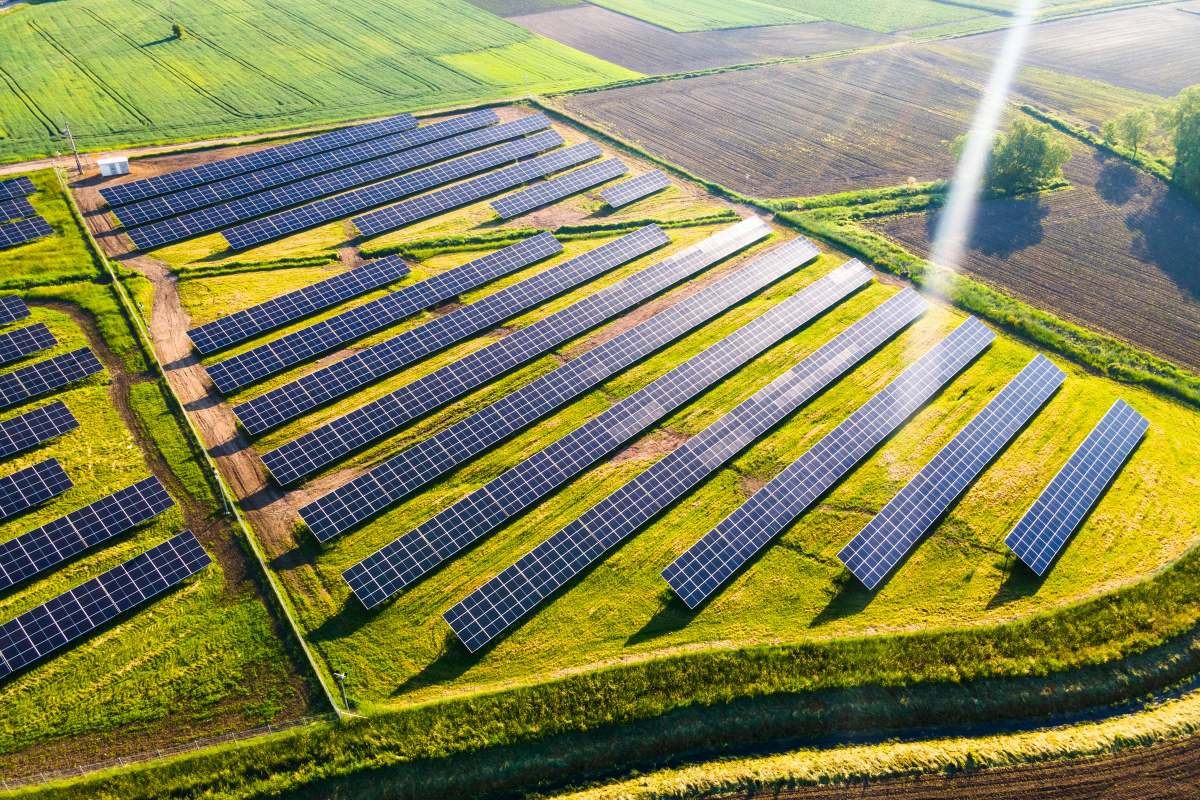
xmin=0 ymin=348 xmax=104 ymax=411
xmin=663 ymin=316 xmax=996 ymax=609
xmin=345 ymin=259 xmax=870 ymax=607
xmin=0 ymin=297 xmax=29 ymax=326
xmin=187 ymin=258 xmax=410 ymax=356
xmin=838 ymin=354 xmax=1065 ymax=589
xmin=601 ymin=171 xmax=671 ymax=209
xmin=0 ymin=324 xmax=56 ymax=367
xmin=303 ymin=235 xmax=820 ymax=540
xmin=0 ymin=402 xmax=78 ymax=460
xmin=443 ymin=288 xmax=928 ymax=651
xmin=0 ymin=477 xmax=173 ymax=592
xmin=353 ymin=142 xmax=604 ymax=238
xmin=209 ymin=234 xmax=562 ymax=399
xmin=0 ymin=459 xmax=71 ymax=522
xmin=0 ymin=218 xmax=53 ymax=250
xmin=0 ymin=530 xmax=210 ymax=682
xmin=1006 ymin=399 xmax=1147 ymax=575
xmin=129 ymin=116 xmax=555 ymax=250
xmin=490 ymin=158 xmax=627 ymax=219
xmin=259 ymin=224 xmax=692 ymax=479
xmin=101 ymin=114 xmax=416 ymax=206
xmin=0 ymin=178 xmax=35 ymax=201
xmin=0 ymin=197 xmax=36 ymax=222
xmin=114 ymin=111 xmax=500 ymax=227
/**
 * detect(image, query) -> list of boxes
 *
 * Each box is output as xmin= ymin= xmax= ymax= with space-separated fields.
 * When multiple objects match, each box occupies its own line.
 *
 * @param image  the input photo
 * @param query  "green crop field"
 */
xmin=0 ymin=0 xmax=635 ymax=164
xmin=589 ymin=0 xmax=982 ymax=33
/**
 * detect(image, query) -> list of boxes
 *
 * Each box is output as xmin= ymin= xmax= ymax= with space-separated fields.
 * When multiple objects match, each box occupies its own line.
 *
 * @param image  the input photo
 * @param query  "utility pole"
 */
xmin=61 ymin=123 xmax=82 ymax=175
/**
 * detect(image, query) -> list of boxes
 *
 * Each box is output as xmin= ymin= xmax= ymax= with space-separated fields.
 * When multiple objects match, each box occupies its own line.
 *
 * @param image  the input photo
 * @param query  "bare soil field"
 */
xmin=559 ymin=49 xmax=977 ymax=197
xmin=875 ymin=141 xmax=1200 ymax=370
xmin=948 ymin=5 xmax=1200 ymax=97
xmin=511 ymin=5 xmax=891 ymax=74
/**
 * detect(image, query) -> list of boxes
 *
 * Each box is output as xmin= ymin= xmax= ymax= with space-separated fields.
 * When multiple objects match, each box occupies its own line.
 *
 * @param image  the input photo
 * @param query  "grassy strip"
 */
xmin=1020 ymin=104 xmax=1173 ymax=182
xmin=127 ymin=381 xmax=216 ymax=508
xmin=176 ymin=255 xmax=340 ymax=280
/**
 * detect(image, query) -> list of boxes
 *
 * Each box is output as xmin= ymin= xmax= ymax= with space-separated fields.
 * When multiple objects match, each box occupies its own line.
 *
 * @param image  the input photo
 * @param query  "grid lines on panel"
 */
xmin=210 ymin=234 xmax=562 ymax=399
xmin=187 ymin=258 xmax=410 ymax=355
xmin=128 ymin=116 xmax=553 ymax=250
xmin=838 ymin=354 xmax=1066 ymax=589
xmin=101 ymin=114 xmax=416 ymax=206
xmin=662 ymin=317 xmax=997 ymax=609
xmin=0 ymin=530 xmax=210 ymax=681
xmin=0 ymin=297 xmax=30 ymax=326
xmin=490 ymin=159 xmax=627 ymax=219
xmin=345 ymin=257 xmax=868 ymax=608
xmin=0 ymin=178 xmax=35 ymax=201
xmin=1005 ymin=399 xmax=1147 ymax=575
xmin=0 ymin=324 xmax=56 ymax=367
xmin=0 ymin=218 xmax=53 ymax=249
xmin=0 ymin=348 xmax=104 ymax=410
xmin=442 ymin=288 xmax=929 ymax=651
xmin=352 ymin=142 xmax=603 ymax=238
xmin=0 ymin=198 xmax=36 ymax=222
xmin=114 ymin=111 xmax=499 ymax=227
xmin=0 ymin=477 xmax=174 ymax=592
xmin=0 ymin=402 xmax=78 ymax=460
xmin=0 ymin=459 xmax=71 ymax=522
xmin=601 ymin=171 xmax=671 ymax=209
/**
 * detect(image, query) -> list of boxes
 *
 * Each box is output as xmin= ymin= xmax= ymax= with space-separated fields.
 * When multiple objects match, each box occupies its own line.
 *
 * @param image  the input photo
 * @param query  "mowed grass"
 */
xmin=0 ymin=0 xmax=636 ymax=163
xmin=0 ymin=170 xmax=101 ymax=290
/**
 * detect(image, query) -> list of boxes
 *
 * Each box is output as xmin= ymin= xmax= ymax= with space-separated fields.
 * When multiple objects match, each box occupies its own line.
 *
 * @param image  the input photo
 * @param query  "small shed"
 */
xmin=97 ymin=156 xmax=129 ymax=177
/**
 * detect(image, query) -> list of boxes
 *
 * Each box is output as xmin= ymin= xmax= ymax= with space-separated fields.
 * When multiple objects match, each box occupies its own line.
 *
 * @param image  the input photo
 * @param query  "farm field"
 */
xmin=0 ymin=0 xmax=635 ymax=164
xmin=511 ymin=5 xmax=893 ymax=75
xmin=588 ymin=0 xmax=984 ymax=33
xmin=875 ymin=139 xmax=1200 ymax=371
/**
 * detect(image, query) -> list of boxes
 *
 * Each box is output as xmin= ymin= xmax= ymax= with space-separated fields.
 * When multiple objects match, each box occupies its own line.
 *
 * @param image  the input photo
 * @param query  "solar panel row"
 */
xmin=0 ymin=323 xmax=56 ymax=367
xmin=0 ymin=348 xmax=104 ymax=411
xmin=0 ymin=297 xmax=30 ymax=326
xmin=115 ymin=111 xmax=500 ymax=226
xmin=0 ymin=178 xmax=35 ymax=201
xmin=601 ymin=170 xmax=671 ymax=209
xmin=663 ymin=316 xmax=996 ymax=609
xmin=101 ymin=114 xmax=417 ymax=206
xmin=0 ymin=217 xmax=53 ymax=250
xmin=129 ymin=116 xmax=554 ymax=250
xmin=209 ymin=234 xmax=563 ymax=400
xmin=0 ymin=530 xmax=210 ymax=682
xmin=0 ymin=459 xmax=71 ymax=522
xmin=0 ymin=402 xmax=78 ymax=460
xmin=490 ymin=158 xmax=627 ymax=219
xmin=0 ymin=197 xmax=36 ymax=222
xmin=345 ymin=258 xmax=871 ymax=608
xmin=0 ymin=477 xmax=174 ymax=592
xmin=220 ymin=123 xmax=562 ymax=251
xmin=303 ymin=234 xmax=820 ymax=541
xmin=1006 ymin=399 xmax=1147 ymax=575
xmin=352 ymin=142 xmax=604 ymax=238
xmin=187 ymin=258 xmax=411 ymax=355
xmin=442 ymin=288 xmax=928 ymax=651
xmin=838 ymin=354 xmax=1066 ymax=589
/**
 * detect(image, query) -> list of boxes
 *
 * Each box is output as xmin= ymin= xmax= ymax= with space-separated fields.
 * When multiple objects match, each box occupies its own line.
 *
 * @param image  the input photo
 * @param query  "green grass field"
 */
xmin=0 ymin=0 xmax=636 ymax=163
xmin=589 ymin=0 xmax=982 ymax=32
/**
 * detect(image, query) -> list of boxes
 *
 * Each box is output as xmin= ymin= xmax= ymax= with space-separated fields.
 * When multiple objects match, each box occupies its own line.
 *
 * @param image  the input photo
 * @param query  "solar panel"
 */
xmin=208 ymin=235 xmax=562 ymax=399
xmin=113 ymin=111 xmax=500 ymax=227
xmin=0 ymin=402 xmax=78 ymax=460
xmin=344 ymin=259 xmax=871 ymax=606
xmin=304 ymin=235 xmax=823 ymax=540
xmin=352 ymin=142 xmax=604 ymax=238
xmin=265 ymin=221 xmax=765 ymax=485
xmin=443 ymin=288 xmax=929 ymax=651
xmin=0 ymin=197 xmax=36 ymax=222
xmin=838 ymin=354 xmax=1065 ymax=589
xmin=0 ymin=324 xmax=57 ymax=367
xmin=663 ymin=316 xmax=997 ymax=609
xmin=0 ymin=477 xmax=174 ymax=592
xmin=601 ymin=170 xmax=671 ymax=209
xmin=0 ymin=459 xmax=71 ymax=522
xmin=0 ymin=217 xmax=53 ymax=250
xmin=218 ymin=122 xmax=561 ymax=252
xmin=1005 ymin=399 xmax=1147 ymax=575
xmin=0 ymin=297 xmax=30 ymax=326
xmin=187 ymin=258 xmax=411 ymax=356
xmin=0 ymin=530 xmax=210 ymax=682
xmin=490 ymin=158 xmax=627 ymax=219
xmin=0 ymin=348 xmax=104 ymax=411
xmin=101 ymin=114 xmax=417 ymax=206
xmin=128 ymin=116 xmax=555 ymax=250
xmin=0 ymin=178 xmax=35 ymax=201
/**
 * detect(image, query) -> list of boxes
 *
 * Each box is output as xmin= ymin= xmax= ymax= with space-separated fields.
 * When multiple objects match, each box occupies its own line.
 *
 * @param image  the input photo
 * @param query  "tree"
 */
xmin=1158 ymin=85 xmax=1200 ymax=203
xmin=1111 ymin=109 xmax=1155 ymax=159
xmin=953 ymin=118 xmax=1071 ymax=196
xmin=172 ymin=21 xmax=187 ymax=40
